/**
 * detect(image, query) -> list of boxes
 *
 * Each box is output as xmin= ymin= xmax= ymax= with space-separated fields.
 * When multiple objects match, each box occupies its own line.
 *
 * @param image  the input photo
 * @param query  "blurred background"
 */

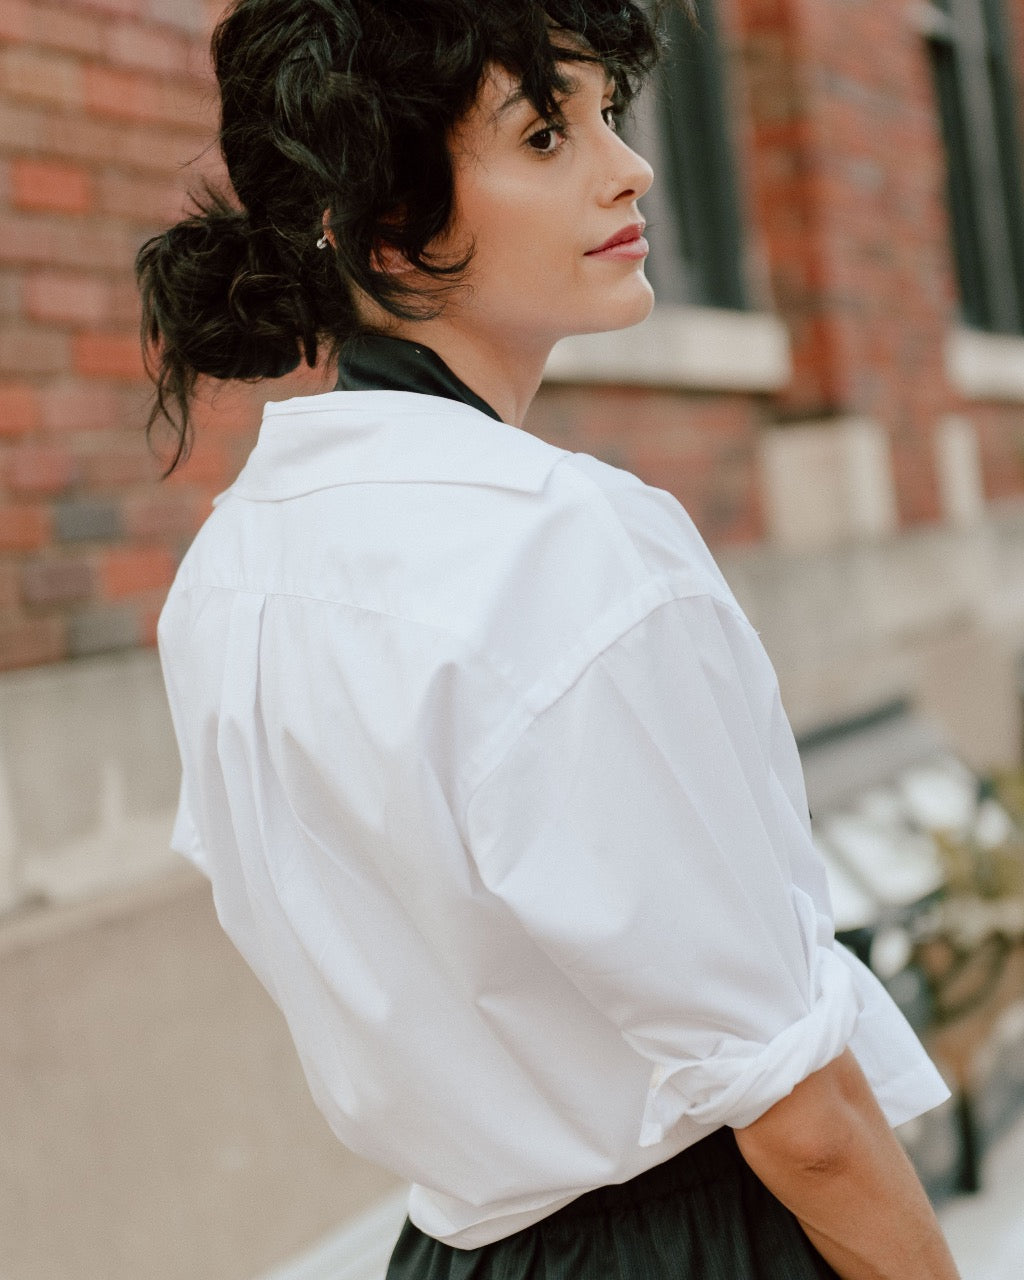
xmin=2 ymin=0 xmax=1024 ymax=1276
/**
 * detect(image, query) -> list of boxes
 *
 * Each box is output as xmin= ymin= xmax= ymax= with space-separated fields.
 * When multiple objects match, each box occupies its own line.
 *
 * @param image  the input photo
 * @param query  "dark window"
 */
xmin=626 ymin=1 xmax=750 ymax=309
xmin=925 ymin=0 xmax=1024 ymax=333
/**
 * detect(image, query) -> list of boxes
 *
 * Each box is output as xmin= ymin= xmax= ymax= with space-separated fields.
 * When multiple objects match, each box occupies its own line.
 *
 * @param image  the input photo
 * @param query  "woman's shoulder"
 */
xmin=546 ymin=450 xmax=736 ymax=606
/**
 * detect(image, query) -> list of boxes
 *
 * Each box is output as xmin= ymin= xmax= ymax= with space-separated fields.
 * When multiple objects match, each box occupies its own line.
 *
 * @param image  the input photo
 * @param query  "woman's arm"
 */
xmin=734 ymin=1049 xmax=960 ymax=1280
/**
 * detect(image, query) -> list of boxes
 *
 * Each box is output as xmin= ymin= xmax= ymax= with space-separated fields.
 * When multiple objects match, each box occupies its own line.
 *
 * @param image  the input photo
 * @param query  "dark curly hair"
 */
xmin=136 ymin=0 xmax=691 ymax=471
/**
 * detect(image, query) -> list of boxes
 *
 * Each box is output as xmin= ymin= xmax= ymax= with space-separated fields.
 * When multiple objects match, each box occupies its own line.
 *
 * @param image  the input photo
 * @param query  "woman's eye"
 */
xmin=527 ymin=125 xmax=564 ymax=154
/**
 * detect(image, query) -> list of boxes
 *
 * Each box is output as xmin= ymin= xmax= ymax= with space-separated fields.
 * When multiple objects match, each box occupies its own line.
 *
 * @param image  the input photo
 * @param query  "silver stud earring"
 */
xmin=316 ymin=233 xmax=331 ymax=251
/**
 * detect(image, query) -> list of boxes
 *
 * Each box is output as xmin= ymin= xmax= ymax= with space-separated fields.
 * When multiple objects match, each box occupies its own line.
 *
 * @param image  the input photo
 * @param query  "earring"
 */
xmin=316 ymin=233 xmax=331 ymax=251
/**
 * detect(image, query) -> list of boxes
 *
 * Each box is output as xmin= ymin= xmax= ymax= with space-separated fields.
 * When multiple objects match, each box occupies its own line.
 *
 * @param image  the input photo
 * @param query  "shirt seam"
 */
xmin=165 ymin=578 xmax=529 ymax=726
xmin=226 ymin=474 xmax=556 ymax=502
xmin=460 ymin=584 xmax=753 ymax=816
xmin=167 ymin=574 xmax=749 ymax=812
xmin=552 ymin=456 xmax=654 ymax=581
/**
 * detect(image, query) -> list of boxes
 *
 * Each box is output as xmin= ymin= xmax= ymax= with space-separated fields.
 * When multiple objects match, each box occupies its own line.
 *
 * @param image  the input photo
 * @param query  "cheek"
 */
xmin=462 ymin=172 xmax=575 ymax=281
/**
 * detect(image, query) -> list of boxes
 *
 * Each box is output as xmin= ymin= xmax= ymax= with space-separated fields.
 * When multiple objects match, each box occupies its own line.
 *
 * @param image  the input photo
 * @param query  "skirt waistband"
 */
xmin=552 ymin=1126 xmax=740 ymax=1223
xmin=386 ymin=1124 xmax=841 ymax=1279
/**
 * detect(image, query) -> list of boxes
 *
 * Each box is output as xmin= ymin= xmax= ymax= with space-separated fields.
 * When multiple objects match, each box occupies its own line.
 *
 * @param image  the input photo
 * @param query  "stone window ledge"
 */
xmin=543 ymin=305 xmax=792 ymax=393
xmin=946 ymin=325 xmax=1024 ymax=402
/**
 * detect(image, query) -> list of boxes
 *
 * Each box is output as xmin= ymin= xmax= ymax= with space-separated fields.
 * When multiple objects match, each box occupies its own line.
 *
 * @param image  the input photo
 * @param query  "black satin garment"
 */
xmin=335 ymin=334 xmax=502 ymax=422
xmin=388 ymin=1127 xmax=840 ymax=1280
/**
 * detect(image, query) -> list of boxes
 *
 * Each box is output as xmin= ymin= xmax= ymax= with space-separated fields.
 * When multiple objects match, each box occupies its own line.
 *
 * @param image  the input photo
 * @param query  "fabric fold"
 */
xmin=637 ymin=943 xmax=861 ymax=1143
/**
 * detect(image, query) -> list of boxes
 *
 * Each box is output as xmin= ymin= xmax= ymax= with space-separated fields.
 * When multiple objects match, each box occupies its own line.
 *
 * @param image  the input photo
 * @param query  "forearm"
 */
xmin=734 ymin=1050 xmax=960 ymax=1280
xmin=772 ymin=1131 xmax=958 ymax=1280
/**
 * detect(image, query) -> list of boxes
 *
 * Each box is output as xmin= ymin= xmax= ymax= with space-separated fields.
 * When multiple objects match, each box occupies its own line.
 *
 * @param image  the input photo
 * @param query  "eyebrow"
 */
xmin=495 ymin=86 xmax=532 ymax=119
xmin=495 ymin=71 xmax=587 ymax=121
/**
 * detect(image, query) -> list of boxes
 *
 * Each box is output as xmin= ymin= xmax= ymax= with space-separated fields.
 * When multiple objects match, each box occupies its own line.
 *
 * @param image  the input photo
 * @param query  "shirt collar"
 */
xmin=335 ymin=334 xmax=503 ymax=423
xmin=221 ymin=389 xmax=566 ymax=503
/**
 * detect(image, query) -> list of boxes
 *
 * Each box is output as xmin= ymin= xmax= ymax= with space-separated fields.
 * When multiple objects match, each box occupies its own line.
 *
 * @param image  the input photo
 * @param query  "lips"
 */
xmin=586 ymin=222 xmax=646 ymax=255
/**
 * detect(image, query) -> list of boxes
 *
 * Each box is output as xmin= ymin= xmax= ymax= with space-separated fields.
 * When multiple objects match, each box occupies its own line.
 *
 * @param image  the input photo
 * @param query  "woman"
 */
xmin=138 ymin=2 xmax=960 ymax=1277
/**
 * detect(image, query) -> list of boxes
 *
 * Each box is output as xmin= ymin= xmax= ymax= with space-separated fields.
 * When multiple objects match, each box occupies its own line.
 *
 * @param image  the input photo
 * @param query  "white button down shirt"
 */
xmin=159 ymin=390 xmax=949 ymax=1248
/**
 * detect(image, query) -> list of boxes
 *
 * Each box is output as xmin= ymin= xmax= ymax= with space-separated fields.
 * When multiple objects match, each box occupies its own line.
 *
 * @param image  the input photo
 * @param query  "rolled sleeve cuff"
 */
xmin=637 ymin=947 xmax=862 ymax=1144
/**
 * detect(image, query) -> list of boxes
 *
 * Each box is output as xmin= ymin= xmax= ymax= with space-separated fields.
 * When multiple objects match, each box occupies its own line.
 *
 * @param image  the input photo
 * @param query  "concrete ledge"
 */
xmin=3 ymin=503 xmax=1023 ymax=922
xmin=0 ymin=871 xmax=401 ymax=1280
xmin=720 ymin=508 xmax=1024 ymax=766
xmin=947 ymin=326 xmax=1024 ymax=402
xmin=0 ymin=649 xmax=180 ymax=916
xmin=544 ymin=305 xmax=792 ymax=391
xmin=758 ymin=416 xmax=898 ymax=550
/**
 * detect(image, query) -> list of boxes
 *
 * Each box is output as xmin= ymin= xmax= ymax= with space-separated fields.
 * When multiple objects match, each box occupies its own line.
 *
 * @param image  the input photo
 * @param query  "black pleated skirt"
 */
xmin=386 ymin=1127 xmax=840 ymax=1280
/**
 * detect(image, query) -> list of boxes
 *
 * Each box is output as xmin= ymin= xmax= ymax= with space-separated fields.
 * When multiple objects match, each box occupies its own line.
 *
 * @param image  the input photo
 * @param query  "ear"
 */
xmin=319 ymin=210 xmax=337 ymax=251
xmin=372 ymin=240 xmax=416 ymax=276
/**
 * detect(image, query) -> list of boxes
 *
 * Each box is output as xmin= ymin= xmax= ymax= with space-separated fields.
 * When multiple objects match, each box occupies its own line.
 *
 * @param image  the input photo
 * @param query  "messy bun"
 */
xmin=136 ymin=0 xmax=680 ymax=471
xmin=138 ymin=193 xmax=342 ymax=469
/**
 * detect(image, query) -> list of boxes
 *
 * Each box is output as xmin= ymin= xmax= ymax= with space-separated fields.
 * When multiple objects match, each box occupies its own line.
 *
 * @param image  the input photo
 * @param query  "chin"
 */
xmin=573 ymin=277 xmax=655 ymax=337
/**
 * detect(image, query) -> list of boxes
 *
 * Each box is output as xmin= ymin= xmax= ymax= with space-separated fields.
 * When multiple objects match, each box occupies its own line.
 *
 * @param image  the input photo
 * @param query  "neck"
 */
xmin=380 ymin=318 xmax=552 ymax=427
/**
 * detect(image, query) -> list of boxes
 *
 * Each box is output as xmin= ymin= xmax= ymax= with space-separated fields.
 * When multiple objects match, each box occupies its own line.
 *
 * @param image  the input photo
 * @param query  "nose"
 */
xmin=603 ymin=133 xmax=654 ymax=205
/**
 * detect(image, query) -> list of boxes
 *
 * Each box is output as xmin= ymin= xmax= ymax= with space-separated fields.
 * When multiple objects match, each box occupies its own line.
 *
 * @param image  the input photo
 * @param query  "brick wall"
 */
xmin=976 ymin=0 xmax=1024 ymax=502
xmin=3 ymin=0 xmax=1024 ymax=674
xmin=0 ymin=0 xmax=324 ymax=673
xmin=734 ymin=0 xmax=1024 ymax=522
xmin=527 ymin=386 xmax=767 ymax=546
xmin=730 ymin=0 xmax=971 ymax=525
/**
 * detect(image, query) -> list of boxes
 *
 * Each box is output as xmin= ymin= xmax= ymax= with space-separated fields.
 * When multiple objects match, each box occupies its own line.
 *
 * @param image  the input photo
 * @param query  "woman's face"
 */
xmin=435 ymin=58 xmax=655 ymax=352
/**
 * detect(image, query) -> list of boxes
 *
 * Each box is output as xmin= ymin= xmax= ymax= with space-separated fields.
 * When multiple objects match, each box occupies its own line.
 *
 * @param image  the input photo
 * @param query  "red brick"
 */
xmin=139 ymin=600 xmax=162 ymax=648
xmin=24 ymin=272 xmax=111 ymax=328
xmin=83 ymin=64 xmax=208 ymax=128
xmin=107 ymin=22 xmax=192 ymax=76
xmin=0 ymin=215 xmax=132 ymax=272
xmin=40 ymin=383 xmax=121 ymax=433
xmin=0 ymin=325 xmax=71 ymax=375
xmin=36 ymin=113 xmax=122 ymax=169
xmin=0 ymin=47 xmax=82 ymax=109
xmin=70 ymin=226 xmax=138 ymax=274
xmin=82 ymin=64 xmax=147 ymax=122
xmin=107 ymin=279 xmax=142 ymax=328
xmin=115 ymin=122 xmax=216 ymax=175
xmin=0 ymin=100 xmax=45 ymax=154
xmin=0 ymin=505 xmax=51 ymax=552
xmin=67 ymin=600 xmax=139 ymax=655
xmin=77 ymin=0 xmax=145 ymax=18
xmin=20 ymin=557 xmax=95 ymax=607
xmin=0 ymin=616 xmax=65 ymax=671
xmin=73 ymin=332 xmax=146 ymax=382
xmin=28 ymin=5 xmax=106 ymax=58
xmin=0 ymin=217 xmax=57 ymax=268
xmin=100 ymin=545 xmax=176 ymax=599
xmin=123 ymin=489 xmax=200 ymax=539
xmin=0 ymin=271 xmax=22 ymax=319
xmin=10 ymin=159 xmax=95 ymax=215
xmin=0 ymin=384 xmax=42 ymax=436
xmin=79 ymin=440 xmax=161 ymax=488
xmin=4 ymin=444 xmax=78 ymax=495
xmin=0 ymin=565 xmax=19 ymax=610
xmin=97 ymin=171 xmax=189 ymax=223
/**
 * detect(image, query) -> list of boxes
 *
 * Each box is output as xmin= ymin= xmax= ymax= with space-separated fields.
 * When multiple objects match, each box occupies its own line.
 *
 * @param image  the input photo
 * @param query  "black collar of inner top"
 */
xmin=335 ymin=334 xmax=502 ymax=423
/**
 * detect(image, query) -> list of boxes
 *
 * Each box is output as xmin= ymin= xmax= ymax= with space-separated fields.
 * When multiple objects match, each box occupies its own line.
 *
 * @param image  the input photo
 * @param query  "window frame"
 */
xmin=924 ymin=0 xmax=1024 ymax=334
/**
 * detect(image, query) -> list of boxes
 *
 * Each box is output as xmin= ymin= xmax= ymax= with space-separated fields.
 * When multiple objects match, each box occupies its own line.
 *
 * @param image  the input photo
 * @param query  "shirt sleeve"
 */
xmin=464 ymin=589 xmax=863 ymax=1142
